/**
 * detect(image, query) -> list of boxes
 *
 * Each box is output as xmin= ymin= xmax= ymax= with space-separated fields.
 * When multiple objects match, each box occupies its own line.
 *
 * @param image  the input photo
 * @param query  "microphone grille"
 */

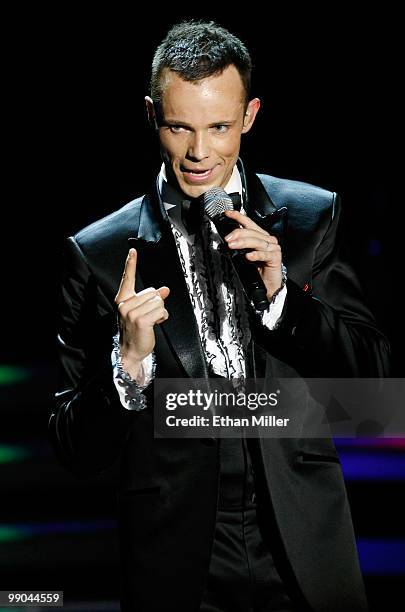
xmin=203 ymin=188 xmax=234 ymax=220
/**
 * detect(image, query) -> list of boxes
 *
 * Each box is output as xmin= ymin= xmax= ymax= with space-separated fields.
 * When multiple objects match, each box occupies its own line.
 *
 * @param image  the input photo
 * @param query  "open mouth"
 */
xmin=180 ymin=166 xmax=215 ymax=182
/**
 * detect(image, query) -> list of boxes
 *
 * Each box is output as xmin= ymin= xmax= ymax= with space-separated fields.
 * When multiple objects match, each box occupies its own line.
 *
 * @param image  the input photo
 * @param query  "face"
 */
xmin=146 ymin=65 xmax=260 ymax=198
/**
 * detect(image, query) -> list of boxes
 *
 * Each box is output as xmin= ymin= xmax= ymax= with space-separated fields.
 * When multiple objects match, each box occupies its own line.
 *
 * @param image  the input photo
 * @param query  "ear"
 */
xmin=242 ymin=98 xmax=261 ymax=134
xmin=145 ymin=96 xmax=158 ymax=129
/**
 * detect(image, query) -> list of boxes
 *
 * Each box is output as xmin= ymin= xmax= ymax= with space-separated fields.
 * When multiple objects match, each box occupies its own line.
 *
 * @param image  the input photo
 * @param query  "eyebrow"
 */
xmin=162 ymin=119 xmax=236 ymax=127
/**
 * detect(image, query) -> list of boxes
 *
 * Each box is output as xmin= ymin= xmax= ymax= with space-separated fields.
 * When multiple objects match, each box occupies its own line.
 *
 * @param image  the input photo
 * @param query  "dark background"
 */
xmin=1 ymin=8 xmax=403 ymax=611
xmin=15 ymin=8 xmax=403 ymax=370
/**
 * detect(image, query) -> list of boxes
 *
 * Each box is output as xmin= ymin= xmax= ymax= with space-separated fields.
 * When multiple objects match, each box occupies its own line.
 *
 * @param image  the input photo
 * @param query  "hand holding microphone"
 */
xmin=203 ymin=188 xmax=283 ymax=311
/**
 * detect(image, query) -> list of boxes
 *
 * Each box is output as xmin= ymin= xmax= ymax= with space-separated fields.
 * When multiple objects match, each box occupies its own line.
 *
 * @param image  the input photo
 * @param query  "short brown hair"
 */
xmin=150 ymin=20 xmax=252 ymax=104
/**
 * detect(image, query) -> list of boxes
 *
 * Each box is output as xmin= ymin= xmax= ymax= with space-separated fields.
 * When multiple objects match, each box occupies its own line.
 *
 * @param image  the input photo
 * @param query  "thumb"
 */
xmin=157 ymin=286 xmax=170 ymax=301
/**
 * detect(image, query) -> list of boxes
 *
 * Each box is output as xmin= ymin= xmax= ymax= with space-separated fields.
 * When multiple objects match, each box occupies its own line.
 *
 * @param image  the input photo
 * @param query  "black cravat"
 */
xmin=228 ymin=192 xmax=242 ymax=211
xmin=162 ymin=181 xmax=242 ymax=236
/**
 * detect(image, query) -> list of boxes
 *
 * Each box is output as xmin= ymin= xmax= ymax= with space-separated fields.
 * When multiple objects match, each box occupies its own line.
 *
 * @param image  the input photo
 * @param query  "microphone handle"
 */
xmin=214 ymin=214 xmax=269 ymax=311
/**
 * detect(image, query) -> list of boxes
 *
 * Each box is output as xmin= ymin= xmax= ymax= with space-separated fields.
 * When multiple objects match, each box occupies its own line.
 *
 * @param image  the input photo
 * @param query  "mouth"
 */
xmin=180 ymin=165 xmax=216 ymax=183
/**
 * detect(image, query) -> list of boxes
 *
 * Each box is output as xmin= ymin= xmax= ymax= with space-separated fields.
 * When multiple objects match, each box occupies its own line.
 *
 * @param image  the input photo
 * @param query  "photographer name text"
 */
xmin=165 ymin=415 xmax=290 ymax=427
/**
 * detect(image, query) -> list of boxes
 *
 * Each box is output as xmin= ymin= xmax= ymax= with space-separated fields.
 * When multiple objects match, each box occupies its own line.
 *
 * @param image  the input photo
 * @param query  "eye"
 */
xmin=169 ymin=125 xmax=187 ymax=134
xmin=211 ymin=125 xmax=229 ymax=133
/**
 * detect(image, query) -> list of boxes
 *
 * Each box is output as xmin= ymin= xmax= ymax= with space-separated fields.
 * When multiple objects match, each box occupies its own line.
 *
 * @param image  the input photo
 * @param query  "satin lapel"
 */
xmin=241 ymin=162 xmax=277 ymax=218
xmin=242 ymin=162 xmax=288 ymax=249
xmin=129 ymin=187 xmax=209 ymax=380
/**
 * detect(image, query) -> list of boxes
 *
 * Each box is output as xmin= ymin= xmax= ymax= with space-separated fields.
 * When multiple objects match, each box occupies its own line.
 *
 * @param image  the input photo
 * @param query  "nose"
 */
xmin=187 ymin=131 xmax=210 ymax=162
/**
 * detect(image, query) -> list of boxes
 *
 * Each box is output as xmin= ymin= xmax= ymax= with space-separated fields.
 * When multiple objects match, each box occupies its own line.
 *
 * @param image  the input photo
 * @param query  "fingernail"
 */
xmin=129 ymin=248 xmax=135 ymax=256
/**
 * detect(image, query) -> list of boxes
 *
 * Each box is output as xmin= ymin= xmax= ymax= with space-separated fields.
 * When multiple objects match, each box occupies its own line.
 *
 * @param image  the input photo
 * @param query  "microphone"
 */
xmin=203 ymin=188 xmax=269 ymax=311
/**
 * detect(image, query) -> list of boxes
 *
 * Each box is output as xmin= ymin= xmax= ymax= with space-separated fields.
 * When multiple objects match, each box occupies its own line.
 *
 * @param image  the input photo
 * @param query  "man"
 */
xmin=51 ymin=20 xmax=389 ymax=612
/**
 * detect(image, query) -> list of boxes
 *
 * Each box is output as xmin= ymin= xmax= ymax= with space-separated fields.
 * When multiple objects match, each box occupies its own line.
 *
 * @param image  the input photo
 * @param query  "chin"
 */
xmin=181 ymin=183 xmax=210 ymax=197
xmin=177 ymin=175 xmax=227 ymax=199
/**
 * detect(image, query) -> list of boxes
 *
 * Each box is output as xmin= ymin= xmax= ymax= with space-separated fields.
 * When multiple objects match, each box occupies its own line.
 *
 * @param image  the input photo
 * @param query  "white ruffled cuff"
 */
xmin=111 ymin=333 xmax=156 ymax=411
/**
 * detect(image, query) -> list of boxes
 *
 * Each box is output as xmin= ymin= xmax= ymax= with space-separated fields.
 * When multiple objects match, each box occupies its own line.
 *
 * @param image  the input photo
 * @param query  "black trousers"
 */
xmin=200 ymin=506 xmax=296 ymax=612
xmin=199 ymin=438 xmax=304 ymax=612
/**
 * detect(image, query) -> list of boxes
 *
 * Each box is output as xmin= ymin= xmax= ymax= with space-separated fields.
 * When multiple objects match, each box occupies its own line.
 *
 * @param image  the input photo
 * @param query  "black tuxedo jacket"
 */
xmin=51 ymin=164 xmax=389 ymax=611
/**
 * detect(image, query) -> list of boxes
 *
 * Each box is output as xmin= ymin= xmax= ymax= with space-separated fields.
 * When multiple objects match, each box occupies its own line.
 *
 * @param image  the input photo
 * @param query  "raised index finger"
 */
xmin=115 ymin=248 xmax=137 ymax=303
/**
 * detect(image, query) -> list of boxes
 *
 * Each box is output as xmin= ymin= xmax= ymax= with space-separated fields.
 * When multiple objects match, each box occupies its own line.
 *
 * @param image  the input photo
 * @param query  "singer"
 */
xmin=50 ymin=20 xmax=389 ymax=612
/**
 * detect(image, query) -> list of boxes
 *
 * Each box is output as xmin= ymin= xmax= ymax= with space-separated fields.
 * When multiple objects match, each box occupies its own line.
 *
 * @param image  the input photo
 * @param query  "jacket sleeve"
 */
xmin=49 ymin=237 xmax=135 ymax=477
xmin=253 ymin=194 xmax=390 ymax=377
